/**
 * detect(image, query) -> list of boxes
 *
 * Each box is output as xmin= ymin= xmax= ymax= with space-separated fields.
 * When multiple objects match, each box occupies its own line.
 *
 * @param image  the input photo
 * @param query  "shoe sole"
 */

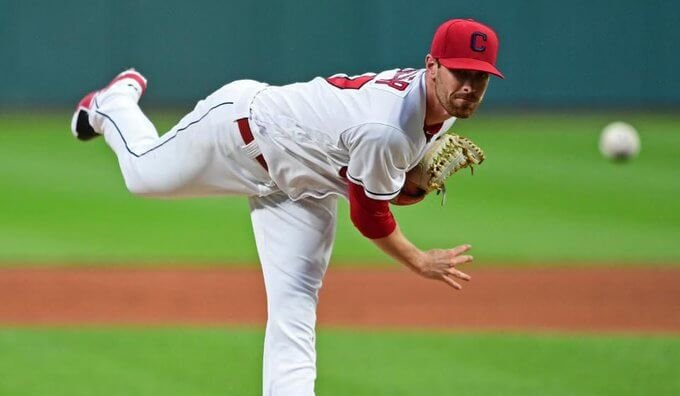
xmin=70 ymin=107 xmax=98 ymax=141
xmin=71 ymin=91 xmax=98 ymax=141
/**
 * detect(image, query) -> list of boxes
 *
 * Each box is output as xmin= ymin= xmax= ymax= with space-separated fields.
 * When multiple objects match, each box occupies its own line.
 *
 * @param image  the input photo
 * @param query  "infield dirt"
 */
xmin=1 ymin=266 xmax=678 ymax=333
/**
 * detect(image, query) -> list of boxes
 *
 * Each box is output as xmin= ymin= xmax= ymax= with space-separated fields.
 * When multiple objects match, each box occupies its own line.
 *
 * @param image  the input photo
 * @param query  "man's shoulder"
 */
xmin=369 ymin=68 xmax=424 ymax=96
xmin=320 ymin=68 xmax=423 ymax=96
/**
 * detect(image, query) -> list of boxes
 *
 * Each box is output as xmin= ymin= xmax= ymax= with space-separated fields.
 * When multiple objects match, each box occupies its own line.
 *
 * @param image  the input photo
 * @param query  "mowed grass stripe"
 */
xmin=0 ymin=328 xmax=677 ymax=396
xmin=1 ymin=112 xmax=679 ymax=264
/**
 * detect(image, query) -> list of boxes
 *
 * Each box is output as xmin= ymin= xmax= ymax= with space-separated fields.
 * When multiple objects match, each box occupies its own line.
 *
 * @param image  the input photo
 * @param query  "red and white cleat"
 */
xmin=70 ymin=69 xmax=147 ymax=141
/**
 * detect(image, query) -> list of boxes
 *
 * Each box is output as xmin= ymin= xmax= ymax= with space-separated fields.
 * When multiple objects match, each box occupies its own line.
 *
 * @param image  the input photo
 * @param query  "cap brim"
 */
xmin=439 ymin=58 xmax=504 ymax=79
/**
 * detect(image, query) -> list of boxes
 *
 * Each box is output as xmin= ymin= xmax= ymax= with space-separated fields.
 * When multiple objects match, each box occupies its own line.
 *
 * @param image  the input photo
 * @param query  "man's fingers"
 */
xmin=447 ymin=267 xmax=471 ymax=281
xmin=450 ymin=244 xmax=472 ymax=256
xmin=449 ymin=254 xmax=474 ymax=266
xmin=441 ymin=275 xmax=462 ymax=290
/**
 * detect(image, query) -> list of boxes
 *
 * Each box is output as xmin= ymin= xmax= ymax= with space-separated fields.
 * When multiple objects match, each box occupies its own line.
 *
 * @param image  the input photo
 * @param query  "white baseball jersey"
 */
xmin=249 ymin=68 xmax=456 ymax=201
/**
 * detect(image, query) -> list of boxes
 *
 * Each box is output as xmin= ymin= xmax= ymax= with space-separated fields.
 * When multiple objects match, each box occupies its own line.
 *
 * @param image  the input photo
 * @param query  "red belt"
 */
xmin=236 ymin=118 xmax=268 ymax=171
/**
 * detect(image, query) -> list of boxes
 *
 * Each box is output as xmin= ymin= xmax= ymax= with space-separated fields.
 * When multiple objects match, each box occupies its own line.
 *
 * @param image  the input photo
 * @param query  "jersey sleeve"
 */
xmin=344 ymin=124 xmax=414 ymax=201
xmin=347 ymin=179 xmax=396 ymax=239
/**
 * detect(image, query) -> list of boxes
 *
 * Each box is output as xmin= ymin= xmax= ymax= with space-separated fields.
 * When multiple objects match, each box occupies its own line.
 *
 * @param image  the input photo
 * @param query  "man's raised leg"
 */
xmin=71 ymin=70 xmax=271 ymax=198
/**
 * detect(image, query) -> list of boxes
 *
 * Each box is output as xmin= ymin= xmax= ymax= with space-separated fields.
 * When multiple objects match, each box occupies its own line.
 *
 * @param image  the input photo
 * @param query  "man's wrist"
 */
xmin=404 ymin=249 xmax=427 ymax=274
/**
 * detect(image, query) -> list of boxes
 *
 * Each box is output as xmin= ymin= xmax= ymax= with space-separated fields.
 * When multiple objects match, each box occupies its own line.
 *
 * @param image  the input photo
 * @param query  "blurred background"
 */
xmin=1 ymin=1 xmax=679 ymax=396
xmin=3 ymin=0 xmax=680 ymax=108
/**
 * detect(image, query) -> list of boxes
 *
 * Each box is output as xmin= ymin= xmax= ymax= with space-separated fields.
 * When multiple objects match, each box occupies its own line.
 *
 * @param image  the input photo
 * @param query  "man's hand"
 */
xmin=414 ymin=244 xmax=473 ymax=290
xmin=371 ymin=226 xmax=474 ymax=291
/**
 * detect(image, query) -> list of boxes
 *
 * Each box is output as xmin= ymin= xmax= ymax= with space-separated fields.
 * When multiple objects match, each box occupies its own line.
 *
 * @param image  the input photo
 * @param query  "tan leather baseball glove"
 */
xmin=391 ymin=133 xmax=485 ymax=205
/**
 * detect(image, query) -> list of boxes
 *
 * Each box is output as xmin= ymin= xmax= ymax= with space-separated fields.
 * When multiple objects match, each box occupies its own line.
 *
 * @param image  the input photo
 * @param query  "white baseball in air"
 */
xmin=599 ymin=121 xmax=640 ymax=161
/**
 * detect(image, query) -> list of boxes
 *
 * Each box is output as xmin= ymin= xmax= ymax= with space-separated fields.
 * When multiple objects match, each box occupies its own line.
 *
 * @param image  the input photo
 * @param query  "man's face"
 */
xmin=433 ymin=63 xmax=489 ymax=119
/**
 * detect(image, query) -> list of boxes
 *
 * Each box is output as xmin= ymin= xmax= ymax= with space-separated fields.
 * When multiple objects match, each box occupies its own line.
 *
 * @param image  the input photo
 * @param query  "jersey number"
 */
xmin=326 ymin=69 xmax=417 ymax=91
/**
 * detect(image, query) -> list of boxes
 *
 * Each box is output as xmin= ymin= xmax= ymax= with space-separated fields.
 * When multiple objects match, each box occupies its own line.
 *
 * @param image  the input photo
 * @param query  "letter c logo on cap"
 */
xmin=470 ymin=32 xmax=487 ymax=52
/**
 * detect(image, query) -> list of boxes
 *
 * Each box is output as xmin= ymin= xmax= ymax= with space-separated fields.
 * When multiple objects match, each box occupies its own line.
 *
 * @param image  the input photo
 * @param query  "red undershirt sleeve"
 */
xmin=348 ymin=179 xmax=397 ymax=239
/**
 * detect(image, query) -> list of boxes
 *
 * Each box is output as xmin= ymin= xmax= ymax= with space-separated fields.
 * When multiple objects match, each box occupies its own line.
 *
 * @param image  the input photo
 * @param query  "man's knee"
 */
xmin=266 ymin=296 xmax=318 ymax=350
xmin=123 ymin=175 xmax=176 ymax=198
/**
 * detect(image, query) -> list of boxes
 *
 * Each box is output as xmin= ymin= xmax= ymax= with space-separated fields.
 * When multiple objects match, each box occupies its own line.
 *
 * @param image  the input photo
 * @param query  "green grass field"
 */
xmin=1 ymin=111 xmax=679 ymax=265
xmin=1 ymin=112 xmax=679 ymax=396
xmin=1 ymin=327 xmax=678 ymax=396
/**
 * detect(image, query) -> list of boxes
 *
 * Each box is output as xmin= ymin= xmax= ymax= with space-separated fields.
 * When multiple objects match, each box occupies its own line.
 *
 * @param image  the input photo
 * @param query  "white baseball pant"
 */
xmin=89 ymin=79 xmax=336 ymax=396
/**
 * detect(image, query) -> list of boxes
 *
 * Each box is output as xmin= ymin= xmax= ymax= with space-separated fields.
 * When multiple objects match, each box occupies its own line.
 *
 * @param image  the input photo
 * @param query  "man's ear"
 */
xmin=424 ymin=54 xmax=438 ymax=80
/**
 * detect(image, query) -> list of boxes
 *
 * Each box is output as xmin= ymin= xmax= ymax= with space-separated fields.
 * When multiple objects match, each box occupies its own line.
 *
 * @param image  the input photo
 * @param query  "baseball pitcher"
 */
xmin=70 ymin=18 xmax=503 ymax=396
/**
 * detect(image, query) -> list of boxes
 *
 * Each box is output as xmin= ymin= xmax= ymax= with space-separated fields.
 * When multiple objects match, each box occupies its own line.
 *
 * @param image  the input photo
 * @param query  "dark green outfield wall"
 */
xmin=1 ymin=0 xmax=679 ymax=107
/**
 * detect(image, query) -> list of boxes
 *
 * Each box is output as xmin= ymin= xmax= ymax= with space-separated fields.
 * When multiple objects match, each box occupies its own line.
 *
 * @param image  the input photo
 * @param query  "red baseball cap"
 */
xmin=431 ymin=19 xmax=504 ymax=79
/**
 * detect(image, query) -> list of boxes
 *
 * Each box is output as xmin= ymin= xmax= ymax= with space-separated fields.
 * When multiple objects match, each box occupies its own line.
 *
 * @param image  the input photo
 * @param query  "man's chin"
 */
xmin=449 ymin=107 xmax=476 ymax=119
xmin=449 ymin=98 xmax=479 ymax=117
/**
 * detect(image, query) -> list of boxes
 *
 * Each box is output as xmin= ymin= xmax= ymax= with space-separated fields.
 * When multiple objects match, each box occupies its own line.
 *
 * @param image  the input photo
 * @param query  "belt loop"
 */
xmin=236 ymin=118 xmax=268 ymax=171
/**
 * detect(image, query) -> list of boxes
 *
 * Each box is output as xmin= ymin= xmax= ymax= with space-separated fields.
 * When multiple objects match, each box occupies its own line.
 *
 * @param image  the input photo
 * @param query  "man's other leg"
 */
xmin=249 ymin=192 xmax=338 ymax=396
